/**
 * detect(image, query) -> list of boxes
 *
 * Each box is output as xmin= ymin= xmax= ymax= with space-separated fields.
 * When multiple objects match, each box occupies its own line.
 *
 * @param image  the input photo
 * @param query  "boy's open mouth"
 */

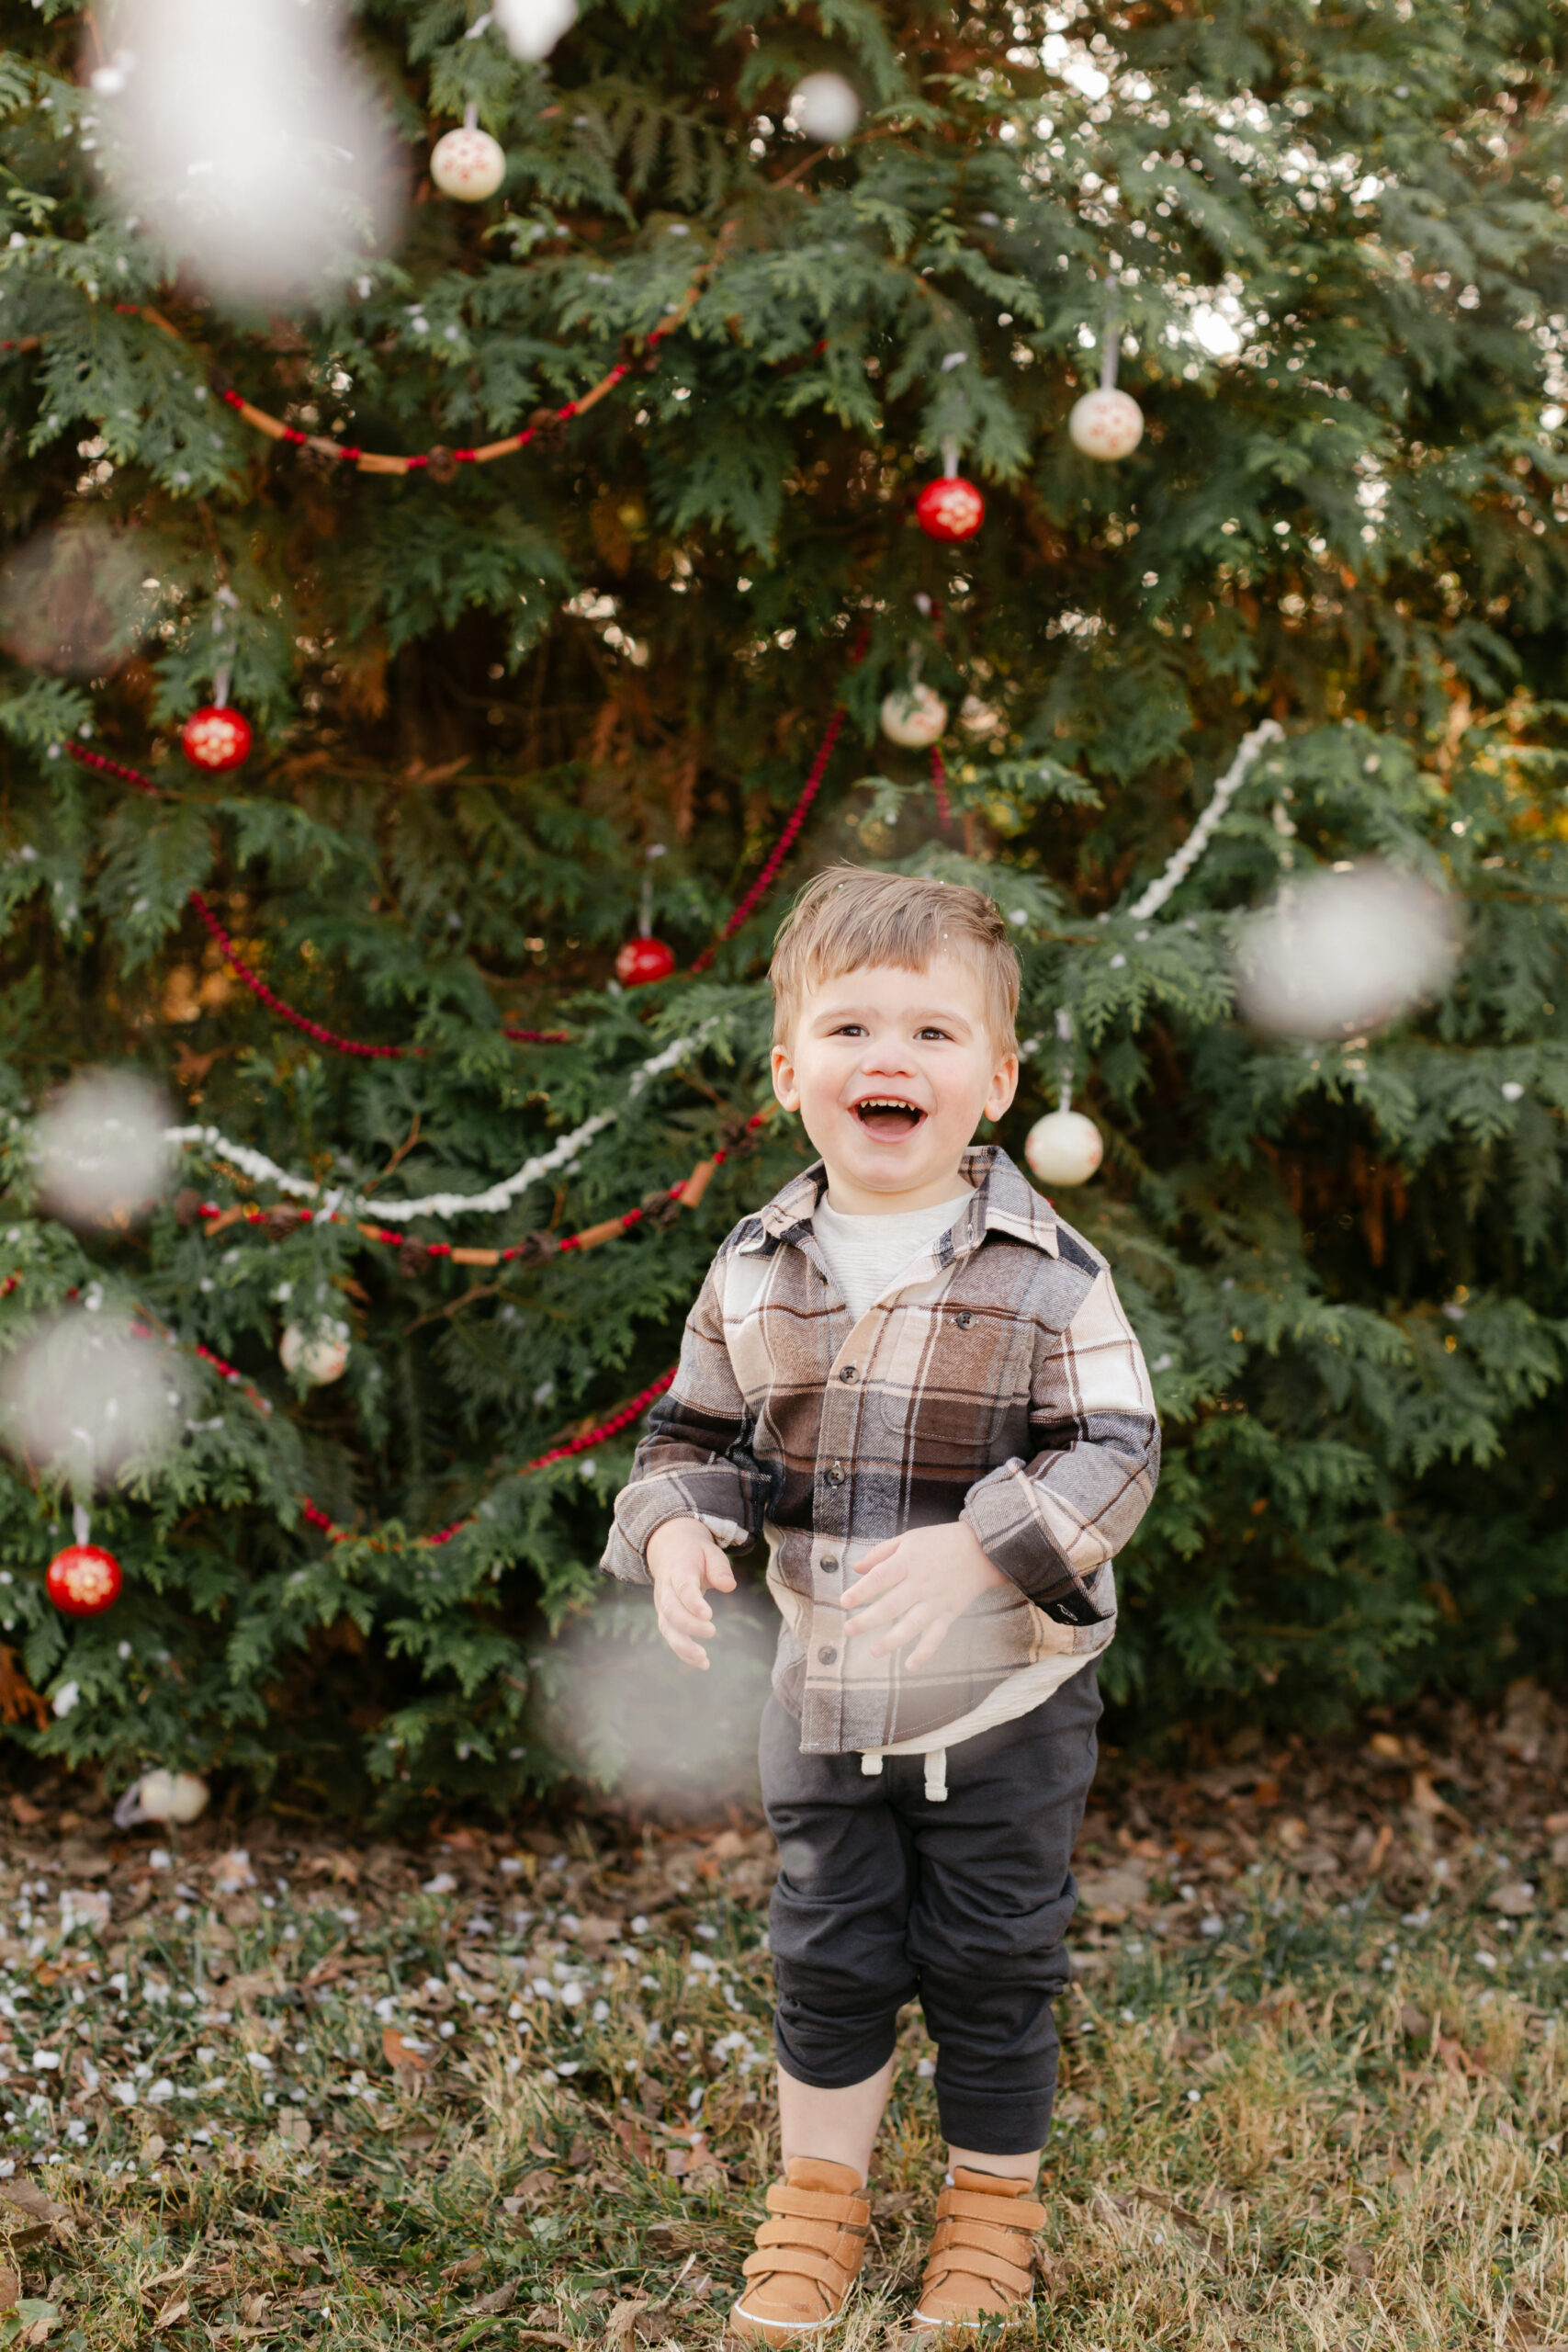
xmin=852 ymin=1097 xmax=926 ymax=1139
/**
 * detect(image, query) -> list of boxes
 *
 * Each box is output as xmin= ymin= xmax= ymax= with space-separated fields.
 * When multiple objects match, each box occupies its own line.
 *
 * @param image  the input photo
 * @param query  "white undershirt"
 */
xmin=812 ymin=1190 xmax=974 ymax=1324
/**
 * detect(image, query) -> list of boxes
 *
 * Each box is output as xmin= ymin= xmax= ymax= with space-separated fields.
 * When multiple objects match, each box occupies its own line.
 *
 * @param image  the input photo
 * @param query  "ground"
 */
xmin=0 ymin=1683 xmax=1561 ymax=2349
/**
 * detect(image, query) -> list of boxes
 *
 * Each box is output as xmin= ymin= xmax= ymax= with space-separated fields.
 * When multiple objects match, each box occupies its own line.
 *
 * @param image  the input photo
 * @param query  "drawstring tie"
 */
xmin=859 ymin=1747 xmax=948 ymax=1802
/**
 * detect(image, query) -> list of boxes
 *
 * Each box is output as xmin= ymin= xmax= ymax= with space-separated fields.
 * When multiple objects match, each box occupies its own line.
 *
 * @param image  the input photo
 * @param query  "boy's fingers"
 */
xmin=854 ymin=1538 xmax=900 ymax=1576
xmin=703 ymin=1550 xmax=737 ymax=1590
xmin=903 ymin=1615 xmax=954 ymax=1670
xmin=657 ymin=1615 xmax=713 ymax=1667
xmin=842 ymin=1559 xmax=906 ymax=1611
xmin=659 ymin=1590 xmax=716 ymax=1641
xmin=867 ymin=1603 xmax=932 ymax=1658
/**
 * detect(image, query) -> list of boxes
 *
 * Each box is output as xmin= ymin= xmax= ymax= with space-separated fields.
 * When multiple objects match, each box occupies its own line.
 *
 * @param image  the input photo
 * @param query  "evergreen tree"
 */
xmin=0 ymin=0 xmax=1565 ymax=1813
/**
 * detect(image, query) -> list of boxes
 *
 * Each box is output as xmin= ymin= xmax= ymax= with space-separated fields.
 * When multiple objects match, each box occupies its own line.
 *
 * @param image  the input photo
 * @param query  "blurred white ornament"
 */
xmin=0 ymin=1311 xmax=180 ymax=1485
xmin=1068 ymin=387 xmax=1145 ymax=459
xmin=35 ymin=1071 xmax=175 ymax=1230
xmin=281 ymin=1320 xmax=351 ymax=1385
xmin=1235 ymin=862 xmax=1460 ymax=1039
xmin=0 ymin=522 xmax=160 ymax=679
xmin=1024 ymin=1109 xmax=1103 ymax=1187
xmin=94 ymin=0 xmax=400 ymax=308
xmin=880 ymin=684 xmax=948 ymax=749
xmin=126 ymin=1769 xmax=209 ymax=1826
xmin=496 ymin=0 xmax=576 ymax=61
xmin=431 ymin=124 xmax=506 ymax=201
xmin=790 ymin=72 xmax=862 ymax=142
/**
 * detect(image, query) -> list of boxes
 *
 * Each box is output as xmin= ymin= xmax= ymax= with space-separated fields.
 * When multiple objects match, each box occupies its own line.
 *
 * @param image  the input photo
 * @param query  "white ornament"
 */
xmin=136 ymin=1769 xmax=209 ymax=1826
xmin=880 ymin=684 xmax=949 ymax=749
xmin=496 ymin=0 xmax=576 ymax=61
xmin=431 ymin=126 xmax=506 ymax=202
xmin=1234 ymin=861 xmax=1459 ymax=1040
xmin=281 ymin=1321 xmax=352 ymax=1385
xmin=1024 ymin=1109 xmax=1104 ymax=1188
xmin=1068 ymin=387 xmax=1145 ymax=460
xmin=790 ymin=73 xmax=862 ymax=143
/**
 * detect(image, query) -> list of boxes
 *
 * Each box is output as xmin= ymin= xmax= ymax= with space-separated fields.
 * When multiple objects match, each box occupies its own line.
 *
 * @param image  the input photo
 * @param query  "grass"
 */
xmin=0 ymin=1714 xmax=1562 ymax=2350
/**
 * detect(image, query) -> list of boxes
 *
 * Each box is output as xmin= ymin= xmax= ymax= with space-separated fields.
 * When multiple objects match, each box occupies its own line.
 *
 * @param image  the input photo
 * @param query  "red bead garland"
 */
xmin=915 ymin=475 xmax=986 ymax=544
xmin=46 ymin=1544 xmax=123 ymax=1617
xmin=181 ymin=707 xmax=253 ymax=774
xmin=615 ymin=936 xmax=677 ymax=988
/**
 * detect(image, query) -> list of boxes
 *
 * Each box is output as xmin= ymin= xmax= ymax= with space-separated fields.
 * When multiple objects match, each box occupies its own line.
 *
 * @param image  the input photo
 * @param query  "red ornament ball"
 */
xmin=615 ymin=936 xmax=678 ymax=988
xmin=915 ymin=475 xmax=986 ymax=545
xmin=46 ymin=1543 xmax=122 ymax=1618
xmin=181 ymin=706 xmax=253 ymax=774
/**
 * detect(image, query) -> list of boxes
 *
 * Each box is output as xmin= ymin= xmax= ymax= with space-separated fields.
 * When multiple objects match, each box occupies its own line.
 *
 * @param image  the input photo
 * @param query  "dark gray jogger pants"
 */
xmin=761 ymin=1665 xmax=1100 ymax=2155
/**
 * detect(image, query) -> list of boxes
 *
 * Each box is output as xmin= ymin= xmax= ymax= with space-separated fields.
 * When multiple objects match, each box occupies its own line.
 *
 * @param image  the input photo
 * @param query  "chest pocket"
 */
xmin=876 ymin=1299 xmax=1032 ymax=1464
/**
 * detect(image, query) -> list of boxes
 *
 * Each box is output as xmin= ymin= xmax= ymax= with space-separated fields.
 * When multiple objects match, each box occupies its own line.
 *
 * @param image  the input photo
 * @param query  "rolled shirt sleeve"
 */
xmin=960 ymin=1265 xmax=1158 ymax=1623
xmin=601 ymin=1257 xmax=767 ymax=1585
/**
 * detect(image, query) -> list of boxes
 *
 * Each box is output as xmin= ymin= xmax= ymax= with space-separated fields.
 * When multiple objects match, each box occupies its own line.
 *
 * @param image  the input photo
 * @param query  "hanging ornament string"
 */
xmin=1126 ymin=719 xmax=1284 ymax=920
xmin=116 ymin=252 xmax=723 ymax=479
xmin=196 ymin=1106 xmax=773 ymax=1268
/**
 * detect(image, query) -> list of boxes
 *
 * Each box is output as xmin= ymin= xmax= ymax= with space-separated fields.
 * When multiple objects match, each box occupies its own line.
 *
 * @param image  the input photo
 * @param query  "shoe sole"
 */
xmin=910 ymin=2300 xmax=1035 ymax=2330
xmin=730 ymin=2297 xmax=851 ymax=2346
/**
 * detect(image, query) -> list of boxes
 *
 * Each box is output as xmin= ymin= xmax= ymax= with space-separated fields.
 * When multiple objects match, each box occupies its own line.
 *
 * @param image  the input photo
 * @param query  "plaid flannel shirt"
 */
xmin=603 ymin=1145 xmax=1158 ymax=1756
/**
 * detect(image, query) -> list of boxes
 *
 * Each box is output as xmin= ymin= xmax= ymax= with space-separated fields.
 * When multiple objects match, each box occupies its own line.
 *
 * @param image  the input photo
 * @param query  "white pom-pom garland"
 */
xmin=790 ymin=73 xmax=862 ymax=142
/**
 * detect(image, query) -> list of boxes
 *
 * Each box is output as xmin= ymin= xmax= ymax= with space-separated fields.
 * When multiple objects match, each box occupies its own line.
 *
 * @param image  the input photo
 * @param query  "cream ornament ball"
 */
xmin=1068 ymin=387 xmax=1145 ymax=461
xmin=281 ymin=1320 xmax=352 ymax=1385
xmin=1024 ymin=1108 xmax=1104 ymax=1188
xmin=880 ymin=684 xmax=949 ymax=749
xmin=431 ymin=125 xmax=506 ymax=202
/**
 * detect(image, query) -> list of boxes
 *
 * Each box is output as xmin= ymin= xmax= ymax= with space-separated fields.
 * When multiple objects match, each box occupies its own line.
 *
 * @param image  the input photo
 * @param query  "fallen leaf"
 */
xmin=443 ymin=2252 xmax=485 ymax=2284
xmin=1346 ymin=2245 xmax=1375 ymax=2279
xmin=1408 ymin=1771 xmax=1465 ymax=1826
xmin=468 ymin=2280 xmax=518 ymax=2316
xmin=507 ymin=2167 xmax=558 ymax=2210
xmin=7 ymin=1795 xmax=45 ymax=1826
xmin=382 ymin=2026 xmax=430 ymax=2086
xmin=154 ymin=2291 xmax=191 ymax=2329
xmin=1398 ymin=2004 xmax=1431 ymax=2041
xmin=612 ymin=2116 xmax=652 ymax=2165
xmin=1132 ymin=2184 xmax=1227 ymax=2261
xmin=1488 ymin=1881 xmax=1536 ymax=1917
xmin=0 ymin=2269 xmax=17 ymax=2312
xmin=605 ymin=2292 xmax=649 ymax=2349
xmin=0 ymin=2181 xmax=71 ymax=2230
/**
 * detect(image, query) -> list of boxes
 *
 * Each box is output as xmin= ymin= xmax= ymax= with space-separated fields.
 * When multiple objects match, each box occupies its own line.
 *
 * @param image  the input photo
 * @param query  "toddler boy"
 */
xmin=603 ymin=867 xmax=1158 ymax=2340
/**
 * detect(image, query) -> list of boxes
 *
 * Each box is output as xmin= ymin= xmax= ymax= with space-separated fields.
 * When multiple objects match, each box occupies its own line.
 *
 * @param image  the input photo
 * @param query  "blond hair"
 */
xmin=770 ymin=866 xmax=1020 ymax=1052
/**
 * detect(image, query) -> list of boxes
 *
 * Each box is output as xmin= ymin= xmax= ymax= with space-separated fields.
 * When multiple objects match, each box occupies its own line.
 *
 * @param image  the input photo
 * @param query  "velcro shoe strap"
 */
xmin=939 ymin=2188 xmax=1046 ymax=2233
xmin=754 ymin=2216 xmax=860 ymax=2259
xmin=765 ymin=2184 xmax=870 ymax=2230
xmin=741 ymin=2246 xmax=855 ymax=2293
xmin=922 ymin=2245 xmax=1035 ymax=2300
xmin=929 ymin=2216 xmax=1039 ymax=2268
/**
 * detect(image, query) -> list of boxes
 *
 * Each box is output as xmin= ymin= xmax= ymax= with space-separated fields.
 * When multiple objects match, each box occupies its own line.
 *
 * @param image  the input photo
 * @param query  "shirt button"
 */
xmin=826 ymin=1464 xmax=846 ymax=1486
xmin=838 ymin=1365 xmax=858 ymax=1383
xmin=818 ymin=1645 xmax=838 ymax=1666
xmin=820 ymin=1557 xmax=840 ymax=1574
xmin=954 ymin=1310 xmax=974 ymax=1329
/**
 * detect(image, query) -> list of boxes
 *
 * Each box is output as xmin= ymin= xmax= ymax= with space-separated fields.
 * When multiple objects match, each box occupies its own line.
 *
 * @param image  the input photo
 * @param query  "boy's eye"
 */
xmin=917 ymin=1027 xmax=953 ymax=1042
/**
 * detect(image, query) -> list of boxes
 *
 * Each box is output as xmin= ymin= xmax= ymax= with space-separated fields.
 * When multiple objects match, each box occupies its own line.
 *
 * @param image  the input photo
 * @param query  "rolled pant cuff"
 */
xmin=936 ymin=2085 xmax=1055 ymax=2155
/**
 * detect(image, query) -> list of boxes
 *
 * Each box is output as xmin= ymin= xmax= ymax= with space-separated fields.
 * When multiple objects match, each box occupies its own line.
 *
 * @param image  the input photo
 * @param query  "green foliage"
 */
xmin=0 ymin=0 xmax=1565 ymax=1814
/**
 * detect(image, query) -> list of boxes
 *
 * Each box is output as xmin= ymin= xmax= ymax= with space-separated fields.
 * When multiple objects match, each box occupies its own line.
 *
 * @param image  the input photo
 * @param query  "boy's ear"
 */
xmin=771 ymin=1043 xmax=801 ymax=1111
xmin=985 ymin=1053 xmax=1020 ymax=1124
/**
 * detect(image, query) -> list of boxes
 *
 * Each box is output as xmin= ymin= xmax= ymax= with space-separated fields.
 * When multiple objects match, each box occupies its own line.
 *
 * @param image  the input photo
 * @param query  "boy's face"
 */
xmin=771 ymin=956 xmax=1020 ymax=1213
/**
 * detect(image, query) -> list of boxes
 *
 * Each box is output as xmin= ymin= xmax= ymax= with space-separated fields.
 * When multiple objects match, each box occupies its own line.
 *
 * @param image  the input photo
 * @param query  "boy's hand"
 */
xmin=841 ymin=1522 xmax=1010 ymax=1670
xmin=646 ymin=1516 xmax=737 ymax=1668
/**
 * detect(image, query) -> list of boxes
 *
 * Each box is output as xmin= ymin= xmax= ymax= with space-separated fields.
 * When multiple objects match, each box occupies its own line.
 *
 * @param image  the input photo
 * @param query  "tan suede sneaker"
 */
xmin=730 ymin=2156 xmax=871 ymax=2346
xmin=912 ymin=2166 xmax=1046 ymax=2333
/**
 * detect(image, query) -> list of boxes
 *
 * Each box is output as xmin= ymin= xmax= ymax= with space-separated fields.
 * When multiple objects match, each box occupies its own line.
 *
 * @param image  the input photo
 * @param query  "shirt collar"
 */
xmin=740 ymin=1144 xmax=1059 ymax=1260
